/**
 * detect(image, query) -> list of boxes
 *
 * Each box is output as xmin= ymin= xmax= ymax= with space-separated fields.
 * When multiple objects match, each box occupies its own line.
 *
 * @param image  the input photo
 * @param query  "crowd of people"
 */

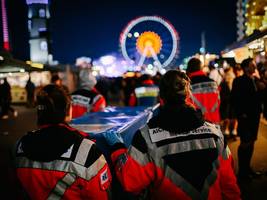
xmin=4 ymin=56 xmax=267 ymax=199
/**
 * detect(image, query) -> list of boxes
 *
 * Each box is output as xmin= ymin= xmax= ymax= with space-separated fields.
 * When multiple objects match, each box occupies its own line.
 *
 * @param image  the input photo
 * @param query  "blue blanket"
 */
xmin=70 ymin=105 xmax=159 ymax=157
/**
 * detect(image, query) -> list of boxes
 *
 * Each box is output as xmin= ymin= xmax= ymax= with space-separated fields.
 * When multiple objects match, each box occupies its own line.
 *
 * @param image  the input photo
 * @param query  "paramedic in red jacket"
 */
xmin=128 ymin=74 xmax=160 ymax=107
xmin=104 ymin=70 xmax=240 ymax=200
xmin=14 ymin=84 xmax=111 ymax=200
xmin=186 ymin=57 xmax=221 ymax=124
xmin=71 ymin=68 xmax=106 ymax=118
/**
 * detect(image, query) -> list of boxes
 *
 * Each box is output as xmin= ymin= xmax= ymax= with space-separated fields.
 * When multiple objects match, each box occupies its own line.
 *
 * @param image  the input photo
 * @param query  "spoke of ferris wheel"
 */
xmin=137 ymin=47 xmax=148 ymax=67
xmin=150 ymin=47 xmax=163 ymax=70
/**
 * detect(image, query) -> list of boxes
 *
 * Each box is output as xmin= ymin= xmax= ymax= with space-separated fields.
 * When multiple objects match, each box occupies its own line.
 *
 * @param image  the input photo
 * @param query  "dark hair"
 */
xmin=36 ymin=84 xmax=70 ymax=125
xmin=240 ymin=58 xmax=253 ymax=70
xmin=51 ymin=74 xmax=60 ymax=83
xmin=186 ymin=57 xmax=202 ymax=74
xmin=160 ymin=70 xmax=190 ymax=105
xmin=139 ymin=74 xmax=151 ymax=82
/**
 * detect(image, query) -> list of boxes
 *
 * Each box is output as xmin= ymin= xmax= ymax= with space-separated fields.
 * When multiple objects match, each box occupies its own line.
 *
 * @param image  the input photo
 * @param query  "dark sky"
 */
xmin=4 ymin=0 xmax=237 ymax=64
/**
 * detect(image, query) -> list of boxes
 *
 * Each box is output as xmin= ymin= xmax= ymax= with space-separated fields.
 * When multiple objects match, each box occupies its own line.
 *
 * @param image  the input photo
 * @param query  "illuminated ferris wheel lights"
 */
xmin=127 ymin=33 xmax=132 ymax=38
xmin=100 ymin=55 xmax=116 ymax=65
xmin=120 ymin=16 xmax=179 ymax=68
xmin=145 ymin=40 xmax=153 ymax=47
xmin=135 ymin=66 xmax=141 ymax=71
xmin=134 ymin=32 xmax=140 ymax=38
xmin=145 ymin=68 xmax=155 ymax=75
xmin=160 ymin=68 xmax=166 ymax=74
xmin=106 ymin=67 xmax=113 ymax=74
xmin=147 ymin=64 xmax=153 ymax=69
xmin=153 ymin=61 xmax=160 ymax=66
xmin=136 ymin=31 xmax=162 ymax=58
xmin=92 ymin=71 xmax=98 ymax=76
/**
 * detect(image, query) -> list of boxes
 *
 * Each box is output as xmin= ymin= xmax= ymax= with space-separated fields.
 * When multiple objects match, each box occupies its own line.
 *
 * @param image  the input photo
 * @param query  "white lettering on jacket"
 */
xmin=149 ymin=125 xmax=214 ymax=143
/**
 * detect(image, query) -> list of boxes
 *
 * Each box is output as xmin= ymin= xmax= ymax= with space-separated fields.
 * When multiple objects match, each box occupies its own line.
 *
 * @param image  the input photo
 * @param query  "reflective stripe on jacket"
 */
xmin=111 ymin=122 xmax=240 ymax=200
xmin=15 ymin=124 xmax=111 ymax=200
xmin=189 ymin=71 xmax=221 ymax=123
xmin=71 ymin=88 xmax=106 ymax=118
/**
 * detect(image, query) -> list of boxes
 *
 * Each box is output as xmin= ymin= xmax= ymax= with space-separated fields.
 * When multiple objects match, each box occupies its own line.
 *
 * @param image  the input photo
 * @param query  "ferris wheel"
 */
xmin=120 ymin=16 xmax=179 ymax=70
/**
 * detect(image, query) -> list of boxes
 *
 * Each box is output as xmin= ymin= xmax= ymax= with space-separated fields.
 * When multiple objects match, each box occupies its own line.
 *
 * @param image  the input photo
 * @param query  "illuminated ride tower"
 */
xmin=1 ymin=0 xmax=10 ymax=51
xmin=26 ymin=0 xmax=52 ymax=64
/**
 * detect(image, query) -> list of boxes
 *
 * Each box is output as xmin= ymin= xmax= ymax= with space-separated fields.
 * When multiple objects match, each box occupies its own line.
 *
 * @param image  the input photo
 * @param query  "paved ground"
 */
xmin=1 ymin=105 xmax=267 ymax=199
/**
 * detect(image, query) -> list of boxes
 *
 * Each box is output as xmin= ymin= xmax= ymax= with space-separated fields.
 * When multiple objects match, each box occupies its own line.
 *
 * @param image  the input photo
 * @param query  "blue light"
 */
xmin=200 ymin=47 xmax=205 ymax=54
xmin=26 ymin=0 xmax=48 ymax=5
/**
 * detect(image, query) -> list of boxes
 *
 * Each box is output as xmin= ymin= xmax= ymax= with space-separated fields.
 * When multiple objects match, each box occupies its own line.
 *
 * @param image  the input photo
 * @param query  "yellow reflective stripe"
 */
xmin=16 ymin=155 xmax=107 ymax=181
xmin=47 ymin=173 xmax=76 ymax=200
xmin=135 ymin=87 xmax=159 ymax=98
xmin=75 ymin=139 xmax=94 ymax=166
xmin=136 ymin=92 xmax=159 ymax=97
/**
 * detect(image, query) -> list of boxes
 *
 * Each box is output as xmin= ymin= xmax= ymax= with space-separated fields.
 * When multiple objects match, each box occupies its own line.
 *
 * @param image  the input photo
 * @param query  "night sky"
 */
xmin=4 ymin=0 xmax=237 ymax=65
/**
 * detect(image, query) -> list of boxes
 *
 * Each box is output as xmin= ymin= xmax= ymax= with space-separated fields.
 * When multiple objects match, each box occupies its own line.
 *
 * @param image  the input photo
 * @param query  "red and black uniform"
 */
xmin=188 ymin=70 xmax=221 ymax=124
xmin=110 ymin=105 xmax=240 ymax=200
xmin=71 ymin=88 xmax=106 ymax=118
xmin=15 ymin=123 xmax=111 ymax=200
xmin=129 ymin=80 xmax=159 ymax=107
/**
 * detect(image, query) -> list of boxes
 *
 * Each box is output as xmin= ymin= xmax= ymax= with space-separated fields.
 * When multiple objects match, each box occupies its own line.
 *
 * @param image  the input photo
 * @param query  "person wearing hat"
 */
xmin=71 ymin=69 xmax=106 ymax=118
xmin=104 ymin=70 xmax=240 ymax=200
xmin=14 ymin=84 xmax=111 ymax=199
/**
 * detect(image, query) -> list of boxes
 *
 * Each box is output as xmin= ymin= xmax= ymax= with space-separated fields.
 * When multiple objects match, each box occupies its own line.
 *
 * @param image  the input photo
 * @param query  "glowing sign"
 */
xmin=1 ymin=0 xmax=10 ymax=51
xmin=26 ymin=61 xmax=44 ymax=69
xmin=26 ymin=0 xmax=48 ymax=5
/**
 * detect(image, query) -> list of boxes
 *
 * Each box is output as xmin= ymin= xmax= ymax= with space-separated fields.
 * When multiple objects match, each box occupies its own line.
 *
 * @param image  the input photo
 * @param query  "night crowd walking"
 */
xmin=2 ymin=56 xmax=267 ymax=199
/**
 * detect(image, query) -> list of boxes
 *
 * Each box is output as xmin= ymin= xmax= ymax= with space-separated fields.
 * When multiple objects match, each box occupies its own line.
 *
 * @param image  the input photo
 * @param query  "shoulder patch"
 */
xmin=99 ymin=167 xmax=110 ymax=191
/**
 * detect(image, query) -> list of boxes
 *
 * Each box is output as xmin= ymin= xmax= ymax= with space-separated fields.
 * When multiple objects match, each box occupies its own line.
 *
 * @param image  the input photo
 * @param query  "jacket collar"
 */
xmin=188 ymin=70 xmax=206 ymax=78
xmin=149 ymin=104 xmax=204 ymax=133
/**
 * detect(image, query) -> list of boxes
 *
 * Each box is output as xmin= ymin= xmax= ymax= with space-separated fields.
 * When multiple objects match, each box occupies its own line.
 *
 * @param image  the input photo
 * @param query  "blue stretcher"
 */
xmin=70 ymin=105 xmax=159 ymax=157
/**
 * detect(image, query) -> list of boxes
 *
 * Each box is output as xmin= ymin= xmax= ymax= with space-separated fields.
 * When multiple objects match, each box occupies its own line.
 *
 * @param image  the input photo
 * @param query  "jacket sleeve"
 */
xmin=78 ymin=163 xmax=111 ymax=199
xmin=91 ymin=94 xmax=106 ymax=112
xmin=218 ymin=145 xmax=241 ymax=200
xmin=110 ymin=132 xmax=156 ymax=195
xmin=128 ymin=92 xmax=137 ymax=106
xmin=77 ymin=142 xmax=112 ymax=199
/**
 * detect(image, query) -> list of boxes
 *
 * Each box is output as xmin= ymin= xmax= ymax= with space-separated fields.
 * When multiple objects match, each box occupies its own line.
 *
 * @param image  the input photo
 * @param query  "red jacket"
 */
xmin=15 ymin=123 xmax=111 ymax=200
xmin=110 ymin=105 xmax=240 ymax=200
xmin=71 ymin=88 xmax=106 ymax=118
xmin=188 ymin=70 xmax=221 ymax=123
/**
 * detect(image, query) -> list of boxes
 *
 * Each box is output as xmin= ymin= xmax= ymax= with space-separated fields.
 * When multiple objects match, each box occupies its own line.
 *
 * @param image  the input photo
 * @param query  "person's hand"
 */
xmin=103 ymin=130 xmax=124 ymax=146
